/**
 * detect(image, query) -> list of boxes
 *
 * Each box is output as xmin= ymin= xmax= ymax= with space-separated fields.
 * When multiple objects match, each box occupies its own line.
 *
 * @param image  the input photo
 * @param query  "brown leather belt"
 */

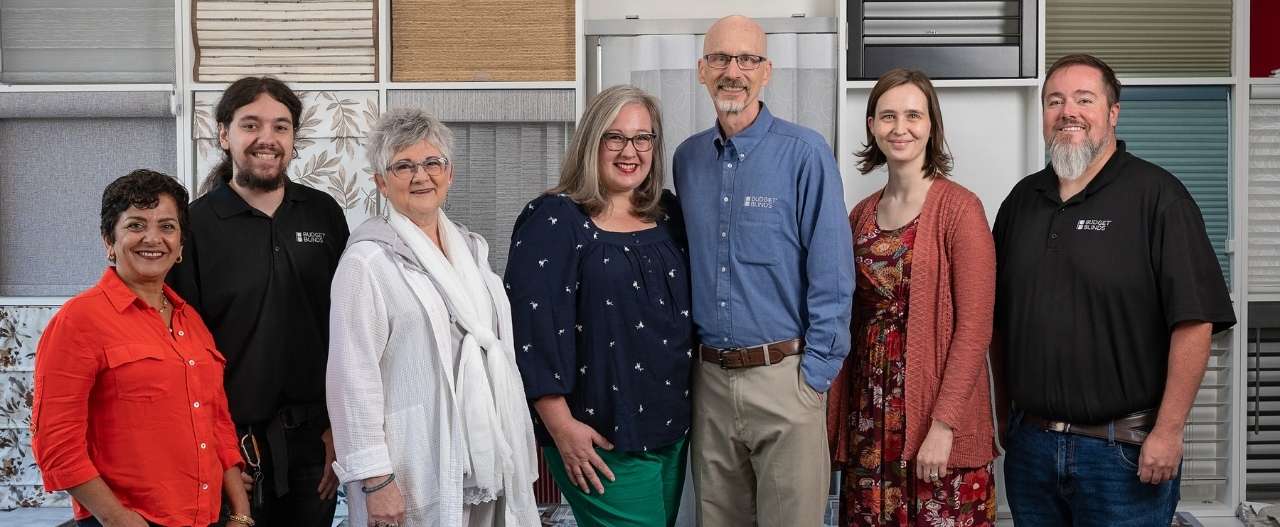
xmin=699 ymin=339 xmax=803 ymax=369
xmin=1022 ymin=410 xmax=1156 ymax=446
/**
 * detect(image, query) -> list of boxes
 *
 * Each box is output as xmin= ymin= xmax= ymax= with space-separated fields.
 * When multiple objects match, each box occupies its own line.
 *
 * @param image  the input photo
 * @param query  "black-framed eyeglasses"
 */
xmin=703 ymin=53 xmax=767 ymax=70
xmin=602 ymin=132 xmax=657 ymax=152
xmin=387 ymin=156 xmax=450 ymax=179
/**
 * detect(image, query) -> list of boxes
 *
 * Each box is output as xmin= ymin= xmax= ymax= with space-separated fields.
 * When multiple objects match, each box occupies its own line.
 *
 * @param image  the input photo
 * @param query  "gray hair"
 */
xmin=365 ymin=108 xmax=455 ymax=179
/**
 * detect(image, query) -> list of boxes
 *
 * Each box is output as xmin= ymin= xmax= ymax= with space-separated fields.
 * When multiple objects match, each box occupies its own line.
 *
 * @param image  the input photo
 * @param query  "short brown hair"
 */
xmin=1044 ymin=53 xmax=1121 ymax=106
xmin=552 ymin=85 xmax=666 ymax=222
xmin=856 ymin=68 xmax=952 ymax=178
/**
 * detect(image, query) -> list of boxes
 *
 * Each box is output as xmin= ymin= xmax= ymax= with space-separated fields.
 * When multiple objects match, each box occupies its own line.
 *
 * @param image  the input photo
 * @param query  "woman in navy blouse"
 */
xmin=506 ymin=84 xmax=694 ymax=526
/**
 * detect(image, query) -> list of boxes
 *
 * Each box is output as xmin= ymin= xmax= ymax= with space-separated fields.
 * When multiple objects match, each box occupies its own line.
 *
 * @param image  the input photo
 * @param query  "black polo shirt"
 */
xmin=169 ymin=182 xmax=349 ymax=425
xmin=992 ymin=141 xmax=1235 ymax=424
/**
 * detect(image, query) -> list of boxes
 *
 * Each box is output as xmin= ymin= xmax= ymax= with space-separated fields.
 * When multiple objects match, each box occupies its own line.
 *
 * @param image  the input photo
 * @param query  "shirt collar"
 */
xmin=1033 ymin=139 xmax=1130 ymax=201
xmin=98 ymin=266 xmax=187 ymax=314
xmin=209 ymin=180 xmax=305 ymax=219
xmin=712 ymin=102 xmax=774 ymax=159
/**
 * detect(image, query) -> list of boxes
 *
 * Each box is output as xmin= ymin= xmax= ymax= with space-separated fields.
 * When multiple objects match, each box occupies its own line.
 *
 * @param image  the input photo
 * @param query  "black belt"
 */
xmin=240 ymin=403 xmax=328 ymax=498
xmin=1022 ymin=409 xmax=1156 ymax=446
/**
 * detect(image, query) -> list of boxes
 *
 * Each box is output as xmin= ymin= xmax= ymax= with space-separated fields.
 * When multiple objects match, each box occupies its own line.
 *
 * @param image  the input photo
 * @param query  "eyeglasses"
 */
xmin=602 ymin=132 xmax=658 ymax=152
xmin=387 ymin=156 xmax=450 ymax=180
xmin=703 ymin=53 xmax=767 ymax=70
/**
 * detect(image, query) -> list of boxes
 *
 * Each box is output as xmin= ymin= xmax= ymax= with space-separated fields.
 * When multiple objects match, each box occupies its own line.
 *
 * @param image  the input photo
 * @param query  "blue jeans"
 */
xmin=1003 ymin=411 xmax=1179 ymax=526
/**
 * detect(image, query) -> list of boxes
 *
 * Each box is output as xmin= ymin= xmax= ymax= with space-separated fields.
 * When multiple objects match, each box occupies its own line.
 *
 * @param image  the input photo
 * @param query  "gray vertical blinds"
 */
xmin=0 ymin=0 xmax=174 ymax=84
xmin=1046 ymin=0 xmax=1231 ymax=76
xmin=387 ymin=90 xmax=574 ymax=272
xmin=1117 ymin=86 xmax=1231 ymax=283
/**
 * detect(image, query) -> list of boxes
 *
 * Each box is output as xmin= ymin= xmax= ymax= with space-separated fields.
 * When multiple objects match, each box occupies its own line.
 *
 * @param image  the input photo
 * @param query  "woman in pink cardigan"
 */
xmin=827 ymin=69 xmax=998 ymax=526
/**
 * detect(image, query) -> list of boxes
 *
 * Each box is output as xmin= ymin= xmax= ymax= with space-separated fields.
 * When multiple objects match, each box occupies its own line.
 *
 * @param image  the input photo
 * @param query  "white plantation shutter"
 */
xmin=1252 ymin=94 xmax=1280 ymax=296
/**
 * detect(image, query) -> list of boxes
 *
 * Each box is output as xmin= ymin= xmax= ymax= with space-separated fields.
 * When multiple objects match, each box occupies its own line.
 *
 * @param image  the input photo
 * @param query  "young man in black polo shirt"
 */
xmin=170 ymin=77 xmax=349 ymax=526
xmin=993 ymin=54 xmax=1236 ymax=524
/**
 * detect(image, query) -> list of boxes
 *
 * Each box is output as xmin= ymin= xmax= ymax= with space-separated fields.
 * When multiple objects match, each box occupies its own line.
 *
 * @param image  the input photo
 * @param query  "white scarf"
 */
xmin=386 ymin=208 xmax=539 ymax=525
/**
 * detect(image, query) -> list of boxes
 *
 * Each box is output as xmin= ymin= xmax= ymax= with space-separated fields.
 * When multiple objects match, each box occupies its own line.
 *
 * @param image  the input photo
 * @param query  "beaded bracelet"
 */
xmin=228 ymin=514 xmax=255 ymax=526
xmin=362 ymin=473 xmax=396 ymax=494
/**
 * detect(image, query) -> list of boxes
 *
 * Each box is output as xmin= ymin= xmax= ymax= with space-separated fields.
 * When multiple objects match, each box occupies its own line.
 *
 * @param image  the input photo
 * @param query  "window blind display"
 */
xmin=194 ymin=0 xmax=377 ymax=82
xmin=1046 ymin=0 xmax=1231 ymax=76
xmin=391 ymin=0 xmax=573 ymax=81
xmin=0 ymin=0 xmax=173 ymax=84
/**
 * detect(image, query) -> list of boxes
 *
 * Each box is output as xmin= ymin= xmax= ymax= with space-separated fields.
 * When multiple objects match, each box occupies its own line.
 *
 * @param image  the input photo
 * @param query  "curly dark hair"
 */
xmin=100 ymin=169 xmax=190 ymax=244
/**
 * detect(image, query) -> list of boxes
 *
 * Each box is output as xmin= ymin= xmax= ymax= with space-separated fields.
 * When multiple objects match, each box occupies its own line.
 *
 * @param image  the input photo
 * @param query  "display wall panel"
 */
xmin=194 ymin=0 xmax=377 ymax=82
xmin=0 ymin=92 xmax=178 ymax=297
xmin=1045 ymin=0 xmax=1231 ymax=77
xmin=391 ymin=0 xmax=574 ymax=82
xmin=1250 ymin=97 xmax=1280 ymax=295
xmin=0 ymin=306 xmax=68 ymax=509
xmin=1117 ymin=87 xmax=1231 ymax=283
xmin=0 ymin=0 xmax=174 ymax=84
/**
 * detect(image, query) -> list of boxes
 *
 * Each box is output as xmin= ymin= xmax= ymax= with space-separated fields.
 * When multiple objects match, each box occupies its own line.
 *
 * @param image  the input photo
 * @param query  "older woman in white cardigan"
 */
xmin=326 ymin=108 xmax=539 ymax=527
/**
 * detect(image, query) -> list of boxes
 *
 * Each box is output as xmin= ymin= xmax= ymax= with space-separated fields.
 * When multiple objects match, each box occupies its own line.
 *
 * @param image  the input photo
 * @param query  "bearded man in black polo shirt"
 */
xmin=170 ymin=77 xmax=349 ymax=526
xmin=993 ymin=54 xmax=1235 ymax=525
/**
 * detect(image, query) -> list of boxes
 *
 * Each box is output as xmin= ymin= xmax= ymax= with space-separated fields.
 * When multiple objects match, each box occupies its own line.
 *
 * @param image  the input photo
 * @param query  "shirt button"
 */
xmin=188 ymin=359 xmax=196 ymax=367
xmin=192 ymin=401 xmax=201 ymax=408
xmin=720 ymin=301 xmax=727 ymax=307
xmin=274 ymin=246 xmax=280 ymax=252
xmin=726 ymin=163 xmax=733 ymax=168
xmin=721 ymin=231 xmax=727 ymax=238
xmin=201 ymin=483 xmax=209 ymax=491
xmin=1050 ymin=233 xmax=1059 ymax=239
xmin=720 ymin=266 xmax=727 ymax=273
xmin=177 ymin=330 xmax=185 ymax=337
xmin=738 ymin=154 xmax=745 ymax=160
xmin=722 ymin=196 xmax=729 ymax=203
xmin=200 ymin=442 xmax=207 ymax=449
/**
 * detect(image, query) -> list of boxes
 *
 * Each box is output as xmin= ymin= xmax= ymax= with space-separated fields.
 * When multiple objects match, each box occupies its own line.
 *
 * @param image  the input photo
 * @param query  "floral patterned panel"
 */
xmin=0 ymin=306 xmax=70 ymax=509
xmin=192 ymin=90 xmax=383 ymax=229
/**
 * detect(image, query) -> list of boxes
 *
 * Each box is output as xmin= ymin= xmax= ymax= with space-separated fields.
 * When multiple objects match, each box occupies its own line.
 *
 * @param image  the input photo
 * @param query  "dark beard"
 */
xmin=233 ymin=163 xmax=288 ymax=191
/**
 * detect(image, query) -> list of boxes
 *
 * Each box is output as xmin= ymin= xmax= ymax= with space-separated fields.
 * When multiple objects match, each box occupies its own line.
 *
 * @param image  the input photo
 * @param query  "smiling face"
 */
xmin=218 ymin=92 xmax=296 ymax=192
xmin=104 ymin=194 xmax=182 ymax=286
xmin=1042 ymin=64 xmax=1118 ymax=155
xmin=869 ymin=83 xmax=932 ymax=169
xmin=376 ymin=139 xmax=453 ymax=225
xmin=698 ymin=17 xmax=771 ymax=115
xmin=596 ymin=103 xmax=655 ymax=196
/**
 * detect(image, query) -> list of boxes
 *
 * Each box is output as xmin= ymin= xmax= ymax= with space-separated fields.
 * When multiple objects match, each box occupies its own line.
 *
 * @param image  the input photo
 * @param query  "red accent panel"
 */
xmin=1253 ymin=0 xmax=1280 ymax=77
xmin=535 ymin=449 xmax=562 ymax=505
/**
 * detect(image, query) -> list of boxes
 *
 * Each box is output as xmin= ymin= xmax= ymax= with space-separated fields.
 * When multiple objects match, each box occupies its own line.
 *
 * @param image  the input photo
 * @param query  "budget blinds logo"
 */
xmin=743 ymin=196 xmax=777 ymax=209
xmin=296 ymin=231 xmax=327 ymax=243
xmin=1076 ymin=219 xmax=1112 ymax=232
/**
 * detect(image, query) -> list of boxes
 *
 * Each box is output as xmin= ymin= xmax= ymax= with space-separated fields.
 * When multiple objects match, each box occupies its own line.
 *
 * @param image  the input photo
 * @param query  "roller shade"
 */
xmin=1117 ymin=86 xmax=1231 ymax=283
xmin=1251 ymin=92 xmax=1280 ymax=295
xmin=1046 ymin=0 xmax=1231 ymax=77
xmin=0 ymin=0 xmax=174 ymax=84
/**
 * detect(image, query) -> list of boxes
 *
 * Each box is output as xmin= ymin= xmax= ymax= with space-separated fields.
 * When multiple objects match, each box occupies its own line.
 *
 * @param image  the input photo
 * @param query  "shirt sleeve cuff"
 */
xmin=41 ymin=464 xmax=100 ymax=492
xmin=332 ymin=445 xmax=393 ymax=484
xmin=219 ymin=447 xmax=246 ymax=471
xmin=800 ymin=352 xmax=842 ymax=393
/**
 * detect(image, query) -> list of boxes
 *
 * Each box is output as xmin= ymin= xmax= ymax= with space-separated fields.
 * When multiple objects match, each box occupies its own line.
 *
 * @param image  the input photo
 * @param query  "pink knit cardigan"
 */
xmin=828 ymin=177 xmax=998 ymax=469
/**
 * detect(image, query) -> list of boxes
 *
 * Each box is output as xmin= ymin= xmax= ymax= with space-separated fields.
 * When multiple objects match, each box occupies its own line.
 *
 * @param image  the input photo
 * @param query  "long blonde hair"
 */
xmin=552 ymin=85 xmax=666 ymax=222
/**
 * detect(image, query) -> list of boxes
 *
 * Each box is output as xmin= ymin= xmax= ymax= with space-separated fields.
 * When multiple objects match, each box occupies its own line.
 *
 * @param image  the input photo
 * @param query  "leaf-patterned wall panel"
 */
xmin=0 ymin=306 xmax=67 ymax=509
xmin=192 ymin=90 xmax=382 ymax=229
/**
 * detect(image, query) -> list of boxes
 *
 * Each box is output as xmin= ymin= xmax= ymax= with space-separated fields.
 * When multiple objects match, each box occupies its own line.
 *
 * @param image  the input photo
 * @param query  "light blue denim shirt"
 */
xmin=672 ymin=103 xmax=853 ymax=391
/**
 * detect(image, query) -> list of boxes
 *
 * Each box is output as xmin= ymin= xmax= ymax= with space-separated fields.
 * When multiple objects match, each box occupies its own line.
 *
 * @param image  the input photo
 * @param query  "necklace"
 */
xmin=156 ymin=295 xmax=170 ymax=313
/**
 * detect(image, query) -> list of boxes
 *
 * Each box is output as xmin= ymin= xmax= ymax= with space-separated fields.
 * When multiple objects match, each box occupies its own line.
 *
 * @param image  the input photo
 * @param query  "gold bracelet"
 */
xmin=228 ymin=514 xmax=256 ymax=526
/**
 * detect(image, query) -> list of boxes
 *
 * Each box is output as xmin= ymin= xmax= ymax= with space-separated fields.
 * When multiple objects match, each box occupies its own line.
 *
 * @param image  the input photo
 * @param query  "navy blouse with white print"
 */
xmin=506 ymin=191 xmax=694 ymax=453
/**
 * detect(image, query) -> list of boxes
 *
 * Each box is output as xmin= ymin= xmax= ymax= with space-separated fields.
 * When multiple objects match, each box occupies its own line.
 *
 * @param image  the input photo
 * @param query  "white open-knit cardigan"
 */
xmin=326 ymin=217 xmax=509 ymax=525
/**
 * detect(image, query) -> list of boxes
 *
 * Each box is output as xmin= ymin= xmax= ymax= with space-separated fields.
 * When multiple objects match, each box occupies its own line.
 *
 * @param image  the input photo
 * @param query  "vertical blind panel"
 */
xmin=194 ymin=0 xmax=376 ymax=82
xmin=1250 ymin=101 xmax=1280 ymax=294
xmin=0 ymin=0 xmax=174 ymax=84
xmin=0 ymin=117 xmax=177 ymax=297
xmin=391 ymin=0 xmax=574 ymax=82
xmin=1116 ymin=87 xmax=1231 ymax=283
xmin=1046 ymin=0 xmax=1231 ymax=76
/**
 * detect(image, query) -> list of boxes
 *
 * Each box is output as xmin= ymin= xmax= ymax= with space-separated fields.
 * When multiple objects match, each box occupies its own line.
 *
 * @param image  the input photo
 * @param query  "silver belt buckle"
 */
xmin=1045 ymin=420 xmax=1071 ymax=433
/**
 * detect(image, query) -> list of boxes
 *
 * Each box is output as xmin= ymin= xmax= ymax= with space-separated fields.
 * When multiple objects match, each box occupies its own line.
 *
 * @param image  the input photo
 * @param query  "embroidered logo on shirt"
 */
xmin=743 ymin=196 xmax=777 ymax=208
xmin=296 ymin=231 xmax=327 ymax=243
xmin=1075 ymin=219 xmax=1112 ymax=232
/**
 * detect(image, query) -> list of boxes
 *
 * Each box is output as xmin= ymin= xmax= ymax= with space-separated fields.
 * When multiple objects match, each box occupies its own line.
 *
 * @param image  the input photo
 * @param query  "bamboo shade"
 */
xmin=194 ymin=0 xmax=377 ymax=82
xmin=1046 ymin=0 xmax=1231 ymax=77
xmin=391 ymin=0 xmax=574 ymax=82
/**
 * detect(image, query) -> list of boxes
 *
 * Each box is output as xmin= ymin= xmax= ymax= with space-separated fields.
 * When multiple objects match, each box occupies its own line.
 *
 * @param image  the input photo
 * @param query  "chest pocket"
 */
xmin=104 ymin=344 xmax=177 ymax=402
xmin=735 ymin=207 xmax=781 ymax=265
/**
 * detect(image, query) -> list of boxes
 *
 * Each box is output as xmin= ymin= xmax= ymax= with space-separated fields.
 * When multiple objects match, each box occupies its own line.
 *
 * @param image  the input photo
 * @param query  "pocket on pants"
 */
xmin=1115 ymin=442 xmax=1141 ymax=470
xmin=795 ymin=361 xmax=825 ymax=409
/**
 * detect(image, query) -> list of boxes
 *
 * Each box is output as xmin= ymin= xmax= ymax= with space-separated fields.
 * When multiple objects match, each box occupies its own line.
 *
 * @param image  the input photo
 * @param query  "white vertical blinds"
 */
xmin=1046 ymin=0 xmax=1231 ymax=76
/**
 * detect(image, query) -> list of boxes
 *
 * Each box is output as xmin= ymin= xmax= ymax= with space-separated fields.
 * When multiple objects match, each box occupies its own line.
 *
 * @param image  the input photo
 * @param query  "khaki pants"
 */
xmin=691 ymin=354 xmax=831 ymax=526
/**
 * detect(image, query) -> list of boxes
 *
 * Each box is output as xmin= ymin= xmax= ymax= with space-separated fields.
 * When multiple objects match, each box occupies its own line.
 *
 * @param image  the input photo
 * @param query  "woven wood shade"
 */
xmin=391 ymin=0 xmax=573 ymax=82
xmin=194 ymin=0 xmax=377 ymax=82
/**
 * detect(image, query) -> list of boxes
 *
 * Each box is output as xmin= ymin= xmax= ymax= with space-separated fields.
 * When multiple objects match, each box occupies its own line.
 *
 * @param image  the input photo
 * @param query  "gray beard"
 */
xmin=715 ymin=98 xmax=745 ymax=114
xmin=1048 ymin=135 xmax=1104 ymax=182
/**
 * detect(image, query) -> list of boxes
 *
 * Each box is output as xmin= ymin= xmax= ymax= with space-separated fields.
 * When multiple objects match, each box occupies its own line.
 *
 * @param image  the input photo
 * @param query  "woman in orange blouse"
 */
xmin=32 ymin=170 xmax=251 ymax=527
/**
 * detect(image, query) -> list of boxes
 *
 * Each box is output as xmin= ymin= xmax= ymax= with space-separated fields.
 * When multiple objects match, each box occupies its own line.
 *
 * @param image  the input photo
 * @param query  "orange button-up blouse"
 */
xmin=32 ymin=268 xmax=242 ymax=526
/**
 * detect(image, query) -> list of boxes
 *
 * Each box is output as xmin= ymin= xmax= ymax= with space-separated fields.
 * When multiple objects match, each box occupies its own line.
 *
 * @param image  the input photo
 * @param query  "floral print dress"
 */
xmin=841 ymin=215 xmax=996 ymax=527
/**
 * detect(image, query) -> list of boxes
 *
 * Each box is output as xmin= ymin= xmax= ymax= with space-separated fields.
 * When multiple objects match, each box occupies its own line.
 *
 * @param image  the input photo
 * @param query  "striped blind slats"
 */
xmin=1045 ymin=0 xmax=1231 ymax=76
xmin=0 ymin=0 xmax=174 ymax=83
xmin=1251 ymin=101 xmax=1280 ymax=293
xmin=193 ymin=0 xmax=376 ymax=82
xmin=1116 ymin=91 xmax=1231 ymax=282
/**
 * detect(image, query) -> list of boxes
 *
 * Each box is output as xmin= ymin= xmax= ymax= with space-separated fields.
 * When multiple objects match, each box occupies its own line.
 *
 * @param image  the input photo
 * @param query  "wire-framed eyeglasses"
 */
xmin=602 ymin=132 xmax=657 ymax=152
xmin=387 ymin=156 xmax=450 ymax=179
xmin=703 ymin=53 xmax=767 ymax=70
